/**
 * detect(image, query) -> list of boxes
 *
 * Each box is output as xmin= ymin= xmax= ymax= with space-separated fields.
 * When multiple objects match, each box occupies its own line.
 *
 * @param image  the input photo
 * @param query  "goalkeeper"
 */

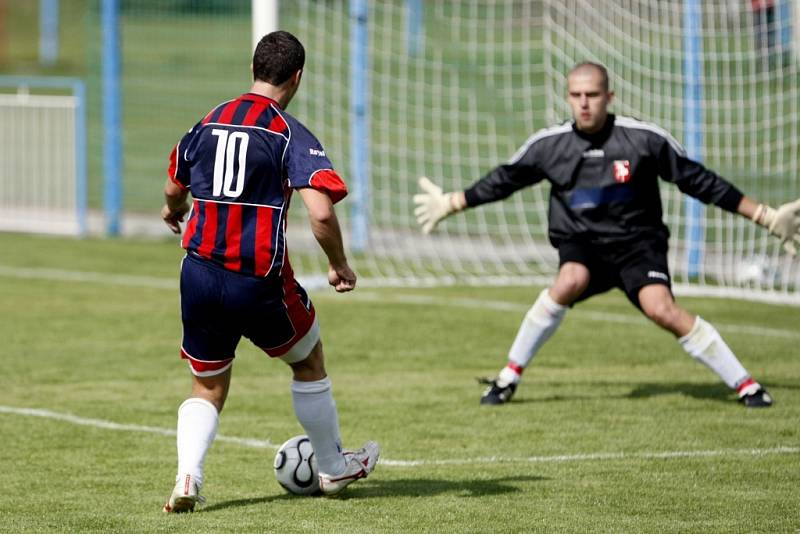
xmin=415 ymin=62 xmax=800 ymax=408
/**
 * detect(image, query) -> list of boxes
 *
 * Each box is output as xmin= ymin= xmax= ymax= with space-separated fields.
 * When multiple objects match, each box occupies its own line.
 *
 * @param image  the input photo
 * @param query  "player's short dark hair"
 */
xmin=568 ymin=62 xmax=610 ymax=91
xmin=252 ymin=31 xmax=305 ymax=85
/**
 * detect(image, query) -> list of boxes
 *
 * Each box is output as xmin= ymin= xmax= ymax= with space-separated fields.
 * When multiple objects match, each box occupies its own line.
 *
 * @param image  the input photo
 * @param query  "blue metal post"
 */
xmin=39 ymin=0 xmax=59 ymax=66
xmin=74 ymin=79 xmax=87 ymax=235
xmin=778 ymin=0 xmax=792 ymax=59
xmin=350 ymin=0 xmax=370 ymax=251
xmin=683 ymin=0 xmax=704 ymax=279
xmin=102 ymin=0 xmax=122 ymax=236
xmin=407 ymin=0 xmax=424 ymax=57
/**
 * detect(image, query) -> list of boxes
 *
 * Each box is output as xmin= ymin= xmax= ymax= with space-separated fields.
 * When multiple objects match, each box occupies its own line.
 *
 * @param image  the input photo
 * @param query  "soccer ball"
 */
xmin=273 ymin=435 xmax=320 ymax=495
xmin=735 ymin=255 xmax=778 ymax=286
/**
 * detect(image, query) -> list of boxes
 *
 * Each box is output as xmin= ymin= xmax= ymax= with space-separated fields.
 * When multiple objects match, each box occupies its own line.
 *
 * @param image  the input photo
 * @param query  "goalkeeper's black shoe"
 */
xmin=478 ymin=377 xmax=517 ymax=405
xmin=739 ymin=386 xmax=773 ymax=408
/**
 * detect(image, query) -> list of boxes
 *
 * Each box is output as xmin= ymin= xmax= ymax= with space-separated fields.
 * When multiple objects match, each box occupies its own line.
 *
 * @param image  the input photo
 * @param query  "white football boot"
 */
xmin=318 ymin=441 xmax=380 ymax=496
xmin=163 ymin=473 xmax=206 ymax=513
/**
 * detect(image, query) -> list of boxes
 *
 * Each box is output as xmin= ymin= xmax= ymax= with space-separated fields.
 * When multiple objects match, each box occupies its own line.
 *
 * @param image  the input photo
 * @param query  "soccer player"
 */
xmin=414 ymin=62 xmax=800 ymax=408
xmin=160 ymin=31 xmax=379 ymax=512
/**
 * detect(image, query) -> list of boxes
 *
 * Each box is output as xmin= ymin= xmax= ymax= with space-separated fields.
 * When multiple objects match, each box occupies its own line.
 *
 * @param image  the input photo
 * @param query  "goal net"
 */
xmin=279 ymin=0 xmax=799 ymax=303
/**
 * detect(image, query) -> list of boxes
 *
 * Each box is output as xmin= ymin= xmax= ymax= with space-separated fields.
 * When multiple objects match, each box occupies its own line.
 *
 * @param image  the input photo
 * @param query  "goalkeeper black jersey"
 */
xmin=464 ymin=114 xmax=743 ymax=246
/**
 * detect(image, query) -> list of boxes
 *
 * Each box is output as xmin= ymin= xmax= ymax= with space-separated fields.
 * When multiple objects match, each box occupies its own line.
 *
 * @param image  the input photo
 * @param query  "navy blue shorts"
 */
xmin=179 ymin=253 xmax=318 ymax=376
xmin=558 ymin=237 xmax=672 ymax=309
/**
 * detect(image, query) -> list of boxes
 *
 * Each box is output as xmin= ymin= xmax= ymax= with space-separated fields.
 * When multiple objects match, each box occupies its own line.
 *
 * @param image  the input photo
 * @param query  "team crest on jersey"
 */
xmin=613 ymin=160 xmax=631 ymax=183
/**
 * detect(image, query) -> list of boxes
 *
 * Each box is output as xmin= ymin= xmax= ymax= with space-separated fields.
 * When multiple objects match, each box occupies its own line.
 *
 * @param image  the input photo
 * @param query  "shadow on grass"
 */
xmin=512 ymin=383 xmax=730 ymax=404
xmin=627 ymin=382 xmax=730 ymax=402
xmin=201 ymin=475 xmax=547 ymax=510
xmin=201 ymin=495 xmax=288 ymax=512
xmin=497 ymin=380 xmax=797 ymax=405
xmin=342 ymin=474 xmax=548 ymax=499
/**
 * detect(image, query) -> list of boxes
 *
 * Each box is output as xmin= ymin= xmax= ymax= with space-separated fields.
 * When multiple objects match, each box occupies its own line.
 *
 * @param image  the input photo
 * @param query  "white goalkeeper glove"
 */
xmin=752 ymin=199 xmax=800 ymax=256
xmin=413 ymin=177 xmax=466 ymax=234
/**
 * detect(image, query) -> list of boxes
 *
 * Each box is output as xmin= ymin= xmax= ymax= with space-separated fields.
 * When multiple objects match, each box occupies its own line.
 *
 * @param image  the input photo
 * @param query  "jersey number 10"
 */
xmin=211 ymin=129 xmax=249 ymax=198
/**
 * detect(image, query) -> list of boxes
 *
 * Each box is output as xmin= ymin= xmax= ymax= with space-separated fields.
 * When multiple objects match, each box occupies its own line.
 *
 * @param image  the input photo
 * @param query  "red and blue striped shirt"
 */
xmin=168 ymin=93 xmax=347 ymax=277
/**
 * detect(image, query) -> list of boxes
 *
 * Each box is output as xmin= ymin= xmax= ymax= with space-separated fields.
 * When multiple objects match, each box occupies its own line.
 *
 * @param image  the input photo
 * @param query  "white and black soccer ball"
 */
xmin=735 ymin=254 xmax=779 ymax=286
xmin=273 ymin=435 xmax=320 ymax=495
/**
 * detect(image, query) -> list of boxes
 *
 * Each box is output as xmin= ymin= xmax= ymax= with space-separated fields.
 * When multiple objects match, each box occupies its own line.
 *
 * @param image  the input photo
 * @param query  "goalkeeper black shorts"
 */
xmin=558 ymin=236 xmax=672 ymax=309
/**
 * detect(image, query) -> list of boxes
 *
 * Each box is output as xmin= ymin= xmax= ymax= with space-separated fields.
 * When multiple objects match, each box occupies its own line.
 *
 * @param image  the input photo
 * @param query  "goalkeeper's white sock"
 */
xmin=678 ymin=316 xmax=750 ymax=389
xmin=500 ymin=289 xmax=568 ymax=386
xmin=176 ymin=397 xmax=219 ymax=488
xmin=291 ymin=377 xmax=346 ymax=476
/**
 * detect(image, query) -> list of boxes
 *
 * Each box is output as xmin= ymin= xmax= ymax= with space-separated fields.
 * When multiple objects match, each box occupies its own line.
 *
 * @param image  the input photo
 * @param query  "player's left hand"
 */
xmin=755 ymin=199 xmax=800 ymax=256
xmin=161 ymin=202 xmax=190 ymax=234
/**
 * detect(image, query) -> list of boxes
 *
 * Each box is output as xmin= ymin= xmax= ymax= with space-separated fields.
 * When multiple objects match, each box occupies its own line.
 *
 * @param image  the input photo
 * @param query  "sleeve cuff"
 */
xmin=717 ymin=186 xmax=744 ymax=213
xmin=167 ymin=144 xmax=190 ymax=191
xmin=463 ymin=187 xmax=480 ymax=208
xmin=308 ymin=169 xmax=348 ymax=204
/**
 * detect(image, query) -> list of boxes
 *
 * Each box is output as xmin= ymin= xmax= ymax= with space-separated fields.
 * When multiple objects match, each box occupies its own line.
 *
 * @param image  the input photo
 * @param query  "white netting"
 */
xmin=544 ymin=0 xmax=800 ymax=302
xmin=285 ymin=1 xmax=553 ymax=287
xmin=281 ymin=0 xmax=799 ymax=303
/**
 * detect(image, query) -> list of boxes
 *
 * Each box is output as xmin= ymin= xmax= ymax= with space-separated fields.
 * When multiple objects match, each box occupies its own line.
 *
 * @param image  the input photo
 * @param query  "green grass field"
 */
xmin=1 ymin=232 xmax=798 ymax=533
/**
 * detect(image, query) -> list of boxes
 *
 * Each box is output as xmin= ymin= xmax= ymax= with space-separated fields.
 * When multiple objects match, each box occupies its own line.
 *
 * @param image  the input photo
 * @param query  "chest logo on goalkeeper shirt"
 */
xmin=613 ymin=160 xmax=631 ymax=183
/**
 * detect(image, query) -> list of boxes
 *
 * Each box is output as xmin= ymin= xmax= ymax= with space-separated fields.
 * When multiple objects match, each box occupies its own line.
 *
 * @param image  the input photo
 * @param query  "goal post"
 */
xmin=251 ymin=0 xmax=279 ymax=51
xmin=0 ymin=75 xmax=87 ymax=236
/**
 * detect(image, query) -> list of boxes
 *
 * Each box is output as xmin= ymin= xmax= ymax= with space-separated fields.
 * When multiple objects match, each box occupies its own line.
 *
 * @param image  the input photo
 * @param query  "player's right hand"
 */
xmin=328 ymin=264 xmax=357 ymax=292
xmin=754 ymin=199 xmax=800 ymax=256
xmin=161 ymin=202 xmax=190 ymax=234
xmin=413 ymin=177 xmax=463 ymax=234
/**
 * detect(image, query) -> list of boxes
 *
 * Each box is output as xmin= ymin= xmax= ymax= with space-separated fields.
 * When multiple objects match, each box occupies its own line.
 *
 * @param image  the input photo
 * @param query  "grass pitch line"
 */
xmin=0 ymin=405 xmax=277 ymax=449
xmin=1 ymin=264 xmax=798 ymax=340
xmin=2 ymin=405 xmax=797 ymax=467
xmin=379 ymin=446 xmax=800 ymax=466
xmin=0 ymin=265 xmax=175 ymax=289
xmin=340 ymin=291 xmax=800 ymax=340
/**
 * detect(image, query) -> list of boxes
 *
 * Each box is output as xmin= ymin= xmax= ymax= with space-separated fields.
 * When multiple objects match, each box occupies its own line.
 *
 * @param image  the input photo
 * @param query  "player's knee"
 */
xmin=288 ymin=341 xmax=327 ymax=381
xmin=642 ymin=299 xmax=680 ymax=329
xmin=552 ymin=266 xmax=589 ymax=303
xmin=190 ymin=372 xmax=230 ymax=412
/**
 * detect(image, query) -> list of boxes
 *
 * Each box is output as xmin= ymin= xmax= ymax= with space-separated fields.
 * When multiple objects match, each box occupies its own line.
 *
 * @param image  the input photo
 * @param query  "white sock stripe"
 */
xmin=539 ymin=289 xmax=567 ymax=314
xmin=2 ymin=405 xmax=796 ymax=467
xmin=291 ymin=377 xmax=332 ymax=394
xmin=678 ymin=316 xmax=717 ymax=353
xmin=178 ymin=397 xmax=219 ymax=417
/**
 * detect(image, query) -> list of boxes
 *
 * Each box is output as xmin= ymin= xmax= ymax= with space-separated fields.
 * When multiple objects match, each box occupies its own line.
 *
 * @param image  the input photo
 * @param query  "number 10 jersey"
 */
xmin=168 ymin=92 xmax=347 ymax=278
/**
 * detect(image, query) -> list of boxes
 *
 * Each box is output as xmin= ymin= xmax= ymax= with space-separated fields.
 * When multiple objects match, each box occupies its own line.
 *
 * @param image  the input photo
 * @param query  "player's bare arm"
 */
xmin=161 ymin=178 xmax=190 ymax=234
xmin=739 ymin=195 xmax=800 ymax=256
xmin=298 ymin=187 xmax=356 ymax=292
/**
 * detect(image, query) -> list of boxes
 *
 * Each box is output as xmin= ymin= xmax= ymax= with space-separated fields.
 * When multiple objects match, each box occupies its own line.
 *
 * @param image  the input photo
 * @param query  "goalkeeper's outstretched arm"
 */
xmin=414 ymin=161 xmax=541 ymax=234
xmin=739 ymin=196 xmax=800 ymax=256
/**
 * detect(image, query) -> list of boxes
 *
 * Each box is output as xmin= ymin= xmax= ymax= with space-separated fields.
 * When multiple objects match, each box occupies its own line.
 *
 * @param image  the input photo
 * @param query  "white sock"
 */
xmin=291 ymin=377 xmax=346 ymax=476
xmin=176 ymin=397 xmax=219 ymax=487
xmin=502 ymin=289 xmax=567 ymax=383
xmin=497 ymin=363 xmax=523 ymax=386
xmin=678 ymin=316 xmax=749 ymax=389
